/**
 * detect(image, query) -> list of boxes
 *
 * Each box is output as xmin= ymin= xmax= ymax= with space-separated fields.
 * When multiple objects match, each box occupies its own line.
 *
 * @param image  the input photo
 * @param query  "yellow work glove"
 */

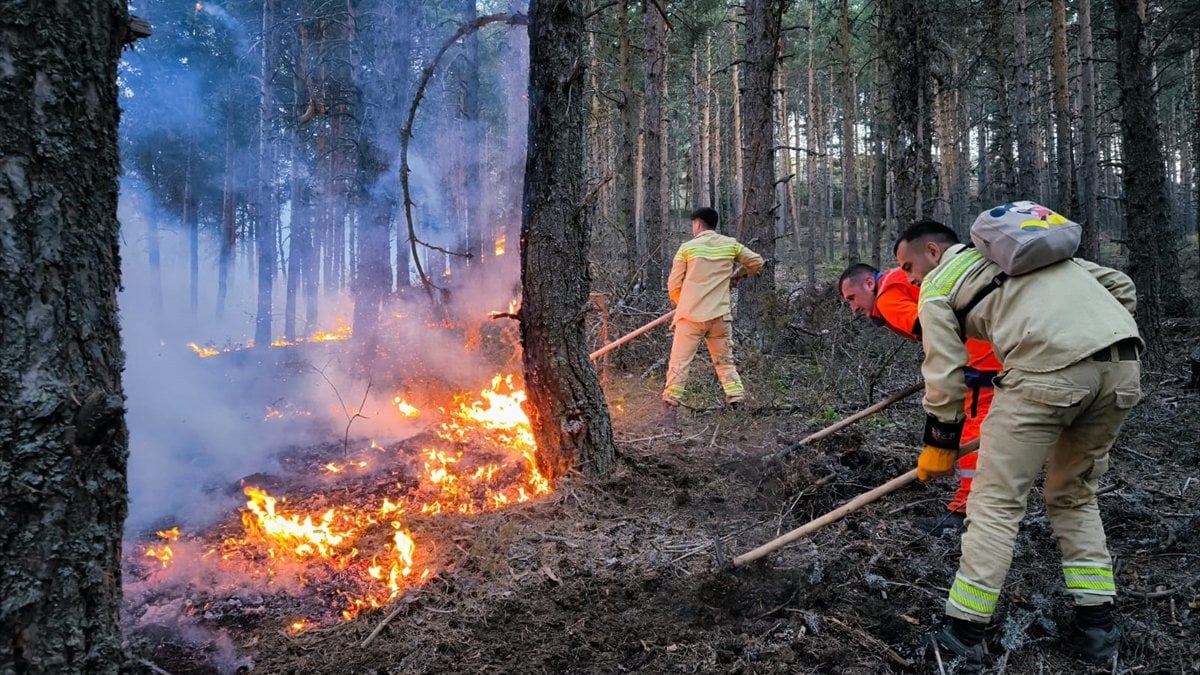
xmin=916 ymin=446 xmax=958 ymax=481
xmin=917 ymin=414 xmax=964 ymax=482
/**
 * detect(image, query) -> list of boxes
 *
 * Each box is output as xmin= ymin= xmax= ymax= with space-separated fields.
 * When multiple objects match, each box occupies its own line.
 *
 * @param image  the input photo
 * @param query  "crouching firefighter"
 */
xmin=895 ymin=203 xmax=1143 ymax=672
xmin=840 ymin=244 xmax=1002 ymax=535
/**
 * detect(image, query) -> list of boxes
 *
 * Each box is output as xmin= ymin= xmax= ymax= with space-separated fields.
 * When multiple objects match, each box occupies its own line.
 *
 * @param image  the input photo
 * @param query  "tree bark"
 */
xmin=641 ymin=1 xmax=668 ymax=289
xmin=838 ymin=0 xmax=860 ymax=264
xmin=1012 ymin=0 xmax=1036 ymax=198
xmin=0 ymin=3 xmax=131 ymax=671
xmin=1080 ymin=0 xmax=1099 ymax=257
xmin=689 ymin=45 xmax=705 ymax=207
xmin=256 ymin=0 xmax=279 ymax=346
xmin=616 ymin=0 xmax=638 ymax=282
xmin=1114 ymin=0 xmax=1185 ymax=346
xmin=1051 ymin=0 xmax=1074 ymax=211
xmin=218 ymin=96 xmax=238 ymax=319
xmin=463 ymin=0 xmax=484 ymax=267
xmin=736 ymin=0 xmax=784 ymax=341
xmin=521 ymin=0 xmax=616 ymax=480
xmin=730 ymin=19 xmax=745 ymax=228
xmin=806 ymin=0 xmax=819 ymax=283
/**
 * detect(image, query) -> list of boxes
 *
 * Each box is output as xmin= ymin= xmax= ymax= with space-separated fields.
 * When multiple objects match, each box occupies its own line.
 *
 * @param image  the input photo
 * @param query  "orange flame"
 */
xmin=494 ymin=234 xmax=507 ymax=256
xmin=393 ymin=398 xmax=420 ymax=417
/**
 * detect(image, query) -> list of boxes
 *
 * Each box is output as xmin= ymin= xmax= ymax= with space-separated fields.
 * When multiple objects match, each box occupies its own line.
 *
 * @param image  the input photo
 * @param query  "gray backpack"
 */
xmin=970 ymin=201 xmax=1081 ymax=275
xmin=953 ymin=201 xmax=1081 ymax=333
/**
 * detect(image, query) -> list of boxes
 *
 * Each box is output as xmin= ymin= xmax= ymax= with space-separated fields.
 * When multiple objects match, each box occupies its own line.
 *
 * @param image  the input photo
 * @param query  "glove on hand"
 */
xmin=917 ymin=446 xmax=958 ymax=481
xmin=917 ymin=414 xmax=965 ymax=482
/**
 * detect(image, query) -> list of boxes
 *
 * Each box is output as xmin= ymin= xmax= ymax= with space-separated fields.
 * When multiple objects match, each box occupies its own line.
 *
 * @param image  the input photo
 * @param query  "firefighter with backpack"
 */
xmin=894 ymin=202 xmax=1143 ymax=672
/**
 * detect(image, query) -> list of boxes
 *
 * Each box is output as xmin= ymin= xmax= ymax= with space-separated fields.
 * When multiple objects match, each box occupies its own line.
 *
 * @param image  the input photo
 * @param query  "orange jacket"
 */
xmin=871 ymin=268 xmax=1002 ymax=375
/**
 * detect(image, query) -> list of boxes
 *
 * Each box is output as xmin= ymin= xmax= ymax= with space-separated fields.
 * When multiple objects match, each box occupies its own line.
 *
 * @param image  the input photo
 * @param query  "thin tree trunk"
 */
xmin=1052 ymin=0 xmax=1074 ymax=211
xmin=869 ymin=48 xmax=885 ymax=267
xmin=731 ymin=20 xmax=745 ymax=226
xmin=218 ymin=98 xmax=237 ymax=319
xmin=463 ymin=0 xmax=484 ymax=267
xmin=641 ymin=1 xmax=668 ymax=289
xmin=1012 ymin=0 xmax=1036 ymax=198
xmin=689 ymin=45 xmax=705 ymax=207
xmin=256 ymin=0 xmax=279 ymax=347
xmin=0 ymin=3 xmax=132 ymax=670
xmin=702 ymin=34 xmax=713 ymax=207
xmin=806 ymin=0 xmax=819 ymax=282
xmin=521 ymin=0 xmax=616 ymax=480
xmin=839 ymin=0 xmax=860 ymax=264
xmin=616 ymin=0 xmax=637 ymax=282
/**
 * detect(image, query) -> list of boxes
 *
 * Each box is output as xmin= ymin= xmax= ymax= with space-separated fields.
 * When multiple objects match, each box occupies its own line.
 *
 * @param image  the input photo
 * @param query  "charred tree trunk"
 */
xmin=736 ymin=0 xmax=784 ymax=341
xmin=521 ymin=0 xmax=616 ymax=480
xmin=641 ymin=1 xmax=668 ymax=289
xmin=0 ymin=3 xmax=132 ymax=671
xmin=1114 ymin=0 xmax=1185 ymax=346
xmin=881 ymin=0 xmax=932 ymax=225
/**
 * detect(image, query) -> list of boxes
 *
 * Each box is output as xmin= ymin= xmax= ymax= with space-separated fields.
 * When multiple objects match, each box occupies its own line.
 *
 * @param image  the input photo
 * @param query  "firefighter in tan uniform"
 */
xmin=661 ymin=207 xmax=764 ymax=424
xmin=895 ymin=222 xmax=1142 ymax=672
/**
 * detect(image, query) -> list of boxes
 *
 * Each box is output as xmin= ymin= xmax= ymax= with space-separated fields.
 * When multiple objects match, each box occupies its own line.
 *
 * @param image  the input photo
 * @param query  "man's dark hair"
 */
xmin=894 ymin=220 xmax=960 ymax=254
xmin=838 ymin=263 xmax=879 ymax=288
xmin=690 ymin=206 xmax=719 ymax=230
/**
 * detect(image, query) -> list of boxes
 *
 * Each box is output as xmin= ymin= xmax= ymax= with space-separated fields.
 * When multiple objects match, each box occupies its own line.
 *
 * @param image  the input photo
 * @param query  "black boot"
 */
xmin=914 ymin=511 xmax=967 ymax=537
xmin=1074 ymin=603 xmax=1120 ymax=661
xmin=924 ymin=618 xmax=985 ymax=674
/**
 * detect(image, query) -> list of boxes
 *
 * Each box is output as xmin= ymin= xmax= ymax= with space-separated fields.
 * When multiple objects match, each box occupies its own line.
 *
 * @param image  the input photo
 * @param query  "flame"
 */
xmin=195 ymin=2 xmax=203 ymax=11
xmin=393 ymin=398 xmax=420 ymax=417
xmin=494 ymin=234 xmax=506 ymax=256
xmin=188 ymin=318 xmax=351 ymax=358
xmin=241 ymin=487 xmax=356 ymax=559
xmin=187 ymin=342 xmax=220 ymax=358
xmin=133 ymin=372 xmax=549 ymax=626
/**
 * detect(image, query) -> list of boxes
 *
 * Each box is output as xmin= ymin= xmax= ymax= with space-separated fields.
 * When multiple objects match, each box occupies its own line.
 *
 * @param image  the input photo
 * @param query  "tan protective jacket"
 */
xmin=918 ymin=244 xmax=1140 ymax=424
xmin=668 ymin=230 xmax=764 ymax=324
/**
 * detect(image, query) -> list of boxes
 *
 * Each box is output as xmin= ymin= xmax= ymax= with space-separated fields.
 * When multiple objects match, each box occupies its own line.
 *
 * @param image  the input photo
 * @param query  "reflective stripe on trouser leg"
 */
xmin=946 ymin=370 xmax=1065 ymax=623
xmin=663 ymin=319 xmax=706 ymax=404
xmin=705 ymin=319 xmax=744 ymax=402
xmin=947 ymin=573 xmax=1001 ymax=620
xmin=1062 ymin=561 xmax=1116 ymax=599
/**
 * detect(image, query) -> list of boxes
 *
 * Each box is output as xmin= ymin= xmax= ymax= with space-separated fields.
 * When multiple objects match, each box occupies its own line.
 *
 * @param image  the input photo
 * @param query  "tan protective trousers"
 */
xmin=663 ymin=318 xmax=745 ymax=404
xmin=945 ymin=356 xmax=1142 ymax=622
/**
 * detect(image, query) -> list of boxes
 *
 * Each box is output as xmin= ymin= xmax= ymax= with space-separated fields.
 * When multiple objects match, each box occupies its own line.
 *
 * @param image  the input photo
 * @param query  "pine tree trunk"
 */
xmin=702 ymin=34 xmax=713 ymax=207
xmin=806 ymin=0 xmax=819 ymax=282
xmin=641 ymin=1 xmax=668 ymax=289
xmin=838 ymin=0 xmax=860 ymax=264
xmin=1114 ymin=0 xmax=1185 ymax=344
xmin=463 ymin=0 xmax=484 ymax=267
xmin=869 ymin=49 xmax=885 ymax=267
xmin=521 ymin=0 xmax=616 ymax=480
xmin=736 ymin=0 xmax=784 ymax=341
xmin=730 ymin=20 xmax=745 ymax=226
xmin=0 ymin=3 xmax=131 ymax=671
xmin=690 ymin=46 xmax=705 ymax=207
xmin=1012 ymin=0 xmax=1036 ymax=198
xmin=616 ymin=0 xmax=638 ymax=281
xmin=1080 ymin=0 xmax=1099 ymax=257
xmin=257 ymin=0 xmax=279 ymax=346
xmin=218 ymin=98 xmax=237 ymax=319
xmin=1052 ymin=0 xmax=1074 ymax=210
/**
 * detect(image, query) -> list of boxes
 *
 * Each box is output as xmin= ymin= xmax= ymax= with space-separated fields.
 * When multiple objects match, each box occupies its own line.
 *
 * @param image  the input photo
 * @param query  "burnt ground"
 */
xmin=125 ymin=300 xmax=1200 ymax=675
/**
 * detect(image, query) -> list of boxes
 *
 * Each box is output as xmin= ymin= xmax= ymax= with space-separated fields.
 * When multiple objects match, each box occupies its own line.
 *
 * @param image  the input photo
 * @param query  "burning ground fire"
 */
xmin=187 ymin=318 xmax=353 ymax=358
xmin=129 ymin=373 xmax=548 ymax=629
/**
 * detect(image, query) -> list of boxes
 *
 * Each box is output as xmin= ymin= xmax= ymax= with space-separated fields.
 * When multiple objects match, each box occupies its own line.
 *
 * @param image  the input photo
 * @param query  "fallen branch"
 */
xmin=734 ymin=439 xmax=980 ymax=567
xmin=766 ymin=381 xmax=925 ymax=464
xmin=1121 ymin=586 xmax=1177 ymax=599
xmin=824 ymin=616 xmax=911 ymax=668
xmin=361 ymin=593 xmax=411 ymax=648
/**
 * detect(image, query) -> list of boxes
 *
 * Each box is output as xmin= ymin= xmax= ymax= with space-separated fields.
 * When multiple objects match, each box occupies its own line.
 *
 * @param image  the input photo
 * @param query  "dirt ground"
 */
xmin=125 ymin=298 xmax=1200 ymax=675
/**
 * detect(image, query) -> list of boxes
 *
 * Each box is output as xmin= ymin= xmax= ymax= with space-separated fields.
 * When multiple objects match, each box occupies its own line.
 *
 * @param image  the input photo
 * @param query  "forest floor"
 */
xmin=125 ymin=286 xmax=1200 ymax=675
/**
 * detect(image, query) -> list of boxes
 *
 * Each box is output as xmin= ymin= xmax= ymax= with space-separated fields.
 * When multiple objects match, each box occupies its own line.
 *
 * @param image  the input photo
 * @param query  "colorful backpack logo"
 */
xmin=970 ymin=200 xmax=1081 ymax=275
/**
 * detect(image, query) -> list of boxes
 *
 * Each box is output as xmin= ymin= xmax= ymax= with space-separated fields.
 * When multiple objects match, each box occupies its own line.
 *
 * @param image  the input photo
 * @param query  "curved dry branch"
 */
xmin=400 ymin=12 xmax=530 ymax=302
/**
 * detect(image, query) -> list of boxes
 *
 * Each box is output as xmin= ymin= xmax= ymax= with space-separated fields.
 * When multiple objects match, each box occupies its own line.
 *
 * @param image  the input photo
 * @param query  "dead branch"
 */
xmin=766 ymin=382 xmax=925 ymax=464
xmin=400 ymin=13 xmax=530 ymax=300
